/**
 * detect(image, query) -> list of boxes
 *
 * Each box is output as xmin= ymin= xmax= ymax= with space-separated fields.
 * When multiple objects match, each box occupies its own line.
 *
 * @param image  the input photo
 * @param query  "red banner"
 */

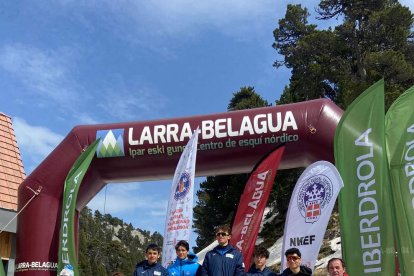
xmin=230 ymin=145 xmax=285 ymax=269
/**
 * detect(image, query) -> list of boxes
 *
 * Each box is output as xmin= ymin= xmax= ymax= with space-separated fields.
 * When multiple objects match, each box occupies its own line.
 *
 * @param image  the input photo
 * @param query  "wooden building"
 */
xmin=0 ymin=112 xmax=26 ymax=275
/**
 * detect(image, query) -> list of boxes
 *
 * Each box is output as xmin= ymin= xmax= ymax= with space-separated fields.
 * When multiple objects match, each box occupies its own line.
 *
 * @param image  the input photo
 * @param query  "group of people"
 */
xmin=131 ymin=225 xmax=348 ymax=276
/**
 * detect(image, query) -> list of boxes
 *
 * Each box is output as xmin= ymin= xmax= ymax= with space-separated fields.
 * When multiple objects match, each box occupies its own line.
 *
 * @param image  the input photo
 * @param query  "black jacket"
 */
xmin=279 ymin=265 xmax=312 ymax=276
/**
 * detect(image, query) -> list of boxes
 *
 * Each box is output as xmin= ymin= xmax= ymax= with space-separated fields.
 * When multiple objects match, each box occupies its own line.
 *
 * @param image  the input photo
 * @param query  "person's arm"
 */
xmin=200 ymin=254 xmax=210 ymax=276
xmin=195 ymin=264 xmax=203 ymax=276
xmin=234 ymin=253 xmax=246 ymax=276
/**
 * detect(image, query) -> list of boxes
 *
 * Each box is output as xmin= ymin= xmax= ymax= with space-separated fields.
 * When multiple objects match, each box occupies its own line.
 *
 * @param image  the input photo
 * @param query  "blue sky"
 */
xmin=1 ymin=0 xmax=413 ymax=239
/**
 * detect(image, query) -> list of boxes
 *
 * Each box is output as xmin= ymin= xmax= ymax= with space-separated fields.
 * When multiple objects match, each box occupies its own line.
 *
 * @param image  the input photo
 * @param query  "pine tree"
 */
xmin=273 ymin=2 xmax=414 ymax=108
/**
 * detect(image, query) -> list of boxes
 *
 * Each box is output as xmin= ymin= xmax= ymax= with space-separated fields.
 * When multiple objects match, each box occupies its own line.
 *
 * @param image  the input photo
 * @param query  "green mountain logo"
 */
xmin=96 ymin=129 xmax=125 ymax=158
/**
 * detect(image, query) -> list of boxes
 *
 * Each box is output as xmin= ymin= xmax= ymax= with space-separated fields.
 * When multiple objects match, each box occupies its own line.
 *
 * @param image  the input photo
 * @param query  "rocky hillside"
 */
xmin=78 ymin=207 xmax=163 ymax=276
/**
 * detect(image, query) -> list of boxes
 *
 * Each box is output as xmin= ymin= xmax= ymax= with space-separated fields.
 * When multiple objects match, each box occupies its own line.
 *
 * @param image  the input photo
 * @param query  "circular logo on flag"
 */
xmin=297 ymin=174 xmax=333 ymax=223
xmin=174 ymin=172 xmax=191 ymax=200
xmin=59 ymin=264 xmax=74 ymax=276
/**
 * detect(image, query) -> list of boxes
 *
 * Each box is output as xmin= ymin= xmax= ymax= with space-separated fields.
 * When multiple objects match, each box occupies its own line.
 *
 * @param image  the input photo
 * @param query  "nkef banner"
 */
xmin=58 ymin=139 xmax=100 ymax=275
xmin=281 ymin=161 xmax=343 ymax=271
xmin=162 ymin=129 xmax=200 ymax=267
xmin=334 ymin=80 xmax=396 ymax=275
xmin=230 ymin=145 xmax=285 ymax=269
xmin=385 ymin=85 xmax=414 ymax=275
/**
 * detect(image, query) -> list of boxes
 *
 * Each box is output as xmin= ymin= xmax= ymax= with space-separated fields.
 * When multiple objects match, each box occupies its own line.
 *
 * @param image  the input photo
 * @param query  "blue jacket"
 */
xmin=247 ymin=265 xmax=277 ymax=276
xmin=167 ymin=252 xmax=201 ymax=276
xmin=201 ymin=244 xmax=245 ymax=276
xmin=133 ymin=260 xmax=169 ymax=276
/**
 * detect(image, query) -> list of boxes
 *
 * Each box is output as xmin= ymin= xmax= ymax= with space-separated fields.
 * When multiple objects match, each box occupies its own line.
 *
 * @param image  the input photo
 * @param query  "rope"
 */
xmin=0 ymin=186 xmax=42 ymax=234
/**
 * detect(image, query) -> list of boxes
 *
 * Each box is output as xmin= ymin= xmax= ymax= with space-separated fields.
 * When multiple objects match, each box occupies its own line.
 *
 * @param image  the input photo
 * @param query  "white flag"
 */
xmin=281 ymin=161 xmax=343 ymax=271
xmin=162 ymin=128 xmax=200 ymax=267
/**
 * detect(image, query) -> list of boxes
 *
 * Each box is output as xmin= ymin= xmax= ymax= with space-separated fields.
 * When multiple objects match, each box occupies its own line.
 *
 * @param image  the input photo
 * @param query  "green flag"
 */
xmin=0 ymin=259 xmax=5 ymax=276
xmin=385 ymin=85 xmax=414 ymax=275
xmin=57 ymin=139 xmax=100 ymax=275
xmin=334 ymin=80 xmax=396 ymax=275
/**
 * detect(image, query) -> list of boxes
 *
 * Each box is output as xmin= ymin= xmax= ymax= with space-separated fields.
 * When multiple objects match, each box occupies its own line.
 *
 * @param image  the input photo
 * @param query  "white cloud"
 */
xmin=73 ymin=113 xmax=101 ymax=125
xmin=13 ymin=117 xmax=64 ymax=170
xmin=134 ymin=0 xmax=277 ymax=37
xmin=0 ymin=43 xmax=167 ymax=123
xmin=98 ymin=86 xmax=168 ymax=121
xmin=53 ymin=0 xmax=278 ymax=43
xmin=0 ymin=44 xmax=81 ymax=107
xmin=88 ymin=183 xmax=168 ymax=216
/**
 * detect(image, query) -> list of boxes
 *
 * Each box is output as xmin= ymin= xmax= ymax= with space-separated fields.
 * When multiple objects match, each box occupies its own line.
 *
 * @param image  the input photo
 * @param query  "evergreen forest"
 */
xmin=78 ymin=207 xmax=163 ymax=275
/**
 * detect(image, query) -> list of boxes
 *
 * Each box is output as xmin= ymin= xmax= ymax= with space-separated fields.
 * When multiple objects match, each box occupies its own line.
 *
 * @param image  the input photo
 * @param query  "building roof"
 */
xmin=0 ymin=112 xmax=26 ymax=211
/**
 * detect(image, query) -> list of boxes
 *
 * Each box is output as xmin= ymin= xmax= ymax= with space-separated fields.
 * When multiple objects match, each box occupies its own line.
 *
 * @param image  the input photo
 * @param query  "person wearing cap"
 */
xmin=201 ymin=224 xmax=245 ymax=276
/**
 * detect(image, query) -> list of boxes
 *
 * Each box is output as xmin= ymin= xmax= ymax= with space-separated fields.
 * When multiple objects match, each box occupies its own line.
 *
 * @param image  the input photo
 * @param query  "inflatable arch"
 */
xmin=16 ymin=99 xmax=343 ymax=275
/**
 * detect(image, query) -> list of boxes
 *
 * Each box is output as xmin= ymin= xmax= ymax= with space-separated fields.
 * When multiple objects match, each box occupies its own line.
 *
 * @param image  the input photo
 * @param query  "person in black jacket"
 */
xmin=201 ymin=224 xmax=245 ymax=276
xmin=246 ymin=246 xmax=277 ymax=276
xmin=132 ymin=244 xmax=169 ymax=276
xmin=279 ymin=248 xmax=312 ymax=276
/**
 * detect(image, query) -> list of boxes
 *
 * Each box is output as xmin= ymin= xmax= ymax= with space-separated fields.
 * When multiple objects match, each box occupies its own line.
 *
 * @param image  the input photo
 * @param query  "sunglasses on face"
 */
xmin=216 ymin=232 xmax=229 ymax=237
xmin=287 ymin=256 xmax=301 ymax=262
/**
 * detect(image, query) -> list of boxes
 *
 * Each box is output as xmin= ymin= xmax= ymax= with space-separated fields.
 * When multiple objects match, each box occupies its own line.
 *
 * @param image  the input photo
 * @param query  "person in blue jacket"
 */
xmin=247 ymin=246 xmax=277 ymax=276
xmin=133 ymin=243 xmax=169 ymax=276
xmin=201 ymin=224 xmax=245 ymax=276
xmin=167 ymin=240 xmax=201 ymax=276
